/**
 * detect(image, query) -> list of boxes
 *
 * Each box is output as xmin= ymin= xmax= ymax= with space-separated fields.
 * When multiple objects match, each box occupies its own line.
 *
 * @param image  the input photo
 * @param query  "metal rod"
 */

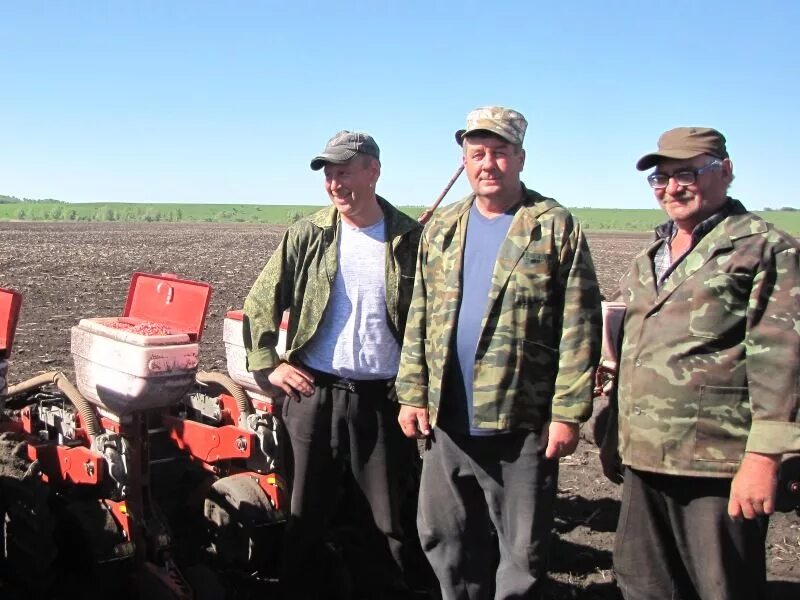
xmin=418 ymin=164 xmax=465 ymax=225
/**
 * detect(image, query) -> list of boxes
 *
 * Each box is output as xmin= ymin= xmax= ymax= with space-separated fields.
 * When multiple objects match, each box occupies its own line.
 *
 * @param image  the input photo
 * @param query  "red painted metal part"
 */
xmin=27 ymin=442 xmax=104 ymax=485
xmin=216 ymin=393 xmax=241 ymax=423
xmin=20 ymin=406 xmax=34 ymax=434
xmin=248 ymin=471 xmax=287 ymax=512
xmin=104 ymin=498 xmax=133 ymax=541
xmin=164 ymin=415 xmax=254 ymax=462
xmin=250 ymin=397 xmax=276 ymax=414
xmin=100 ymin=416 xmax=123 ymax=435
xmin=0 ymin=286 xmax=22 ymax=359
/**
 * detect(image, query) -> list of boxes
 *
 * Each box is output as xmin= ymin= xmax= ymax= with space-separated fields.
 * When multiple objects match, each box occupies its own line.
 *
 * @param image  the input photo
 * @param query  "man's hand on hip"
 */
xmin=728 ymin=451 xmax=780 ymax=519
xmin=398 ymin=405 xmax=431 ymax=439
xmin=545 ymin=421 xmax=580 ymax=459
xmin=255 ymin=363 xmax=315 ymax=401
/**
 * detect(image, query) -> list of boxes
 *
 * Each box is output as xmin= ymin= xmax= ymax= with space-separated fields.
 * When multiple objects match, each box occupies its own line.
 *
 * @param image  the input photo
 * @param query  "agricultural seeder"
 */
xmin=0 ymin=176 xmax=472 ymax=600
xmin=0 ymin=275 xmax=290 ymax=599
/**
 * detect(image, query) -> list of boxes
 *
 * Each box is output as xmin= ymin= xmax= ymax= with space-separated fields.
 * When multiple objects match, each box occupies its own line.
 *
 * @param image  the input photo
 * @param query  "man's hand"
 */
xmin=398 ymin=405 xmax=431 ymax=439
xmin=545 ymin=421 xmax=580 ymax=459
xmin=728 ymin=452 xmax=781 ymax=519
xmin=254 ymin=363 xmax=315 ymax=402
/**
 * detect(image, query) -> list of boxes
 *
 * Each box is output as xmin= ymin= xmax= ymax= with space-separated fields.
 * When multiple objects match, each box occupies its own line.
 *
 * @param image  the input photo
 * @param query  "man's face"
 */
xmin=462 ymin=134 xmax=525 ymax=201
xmin=323 ymin=156 xmax=379 ymax=220
xmin=652 ymin=154 xmax=732 ymax=229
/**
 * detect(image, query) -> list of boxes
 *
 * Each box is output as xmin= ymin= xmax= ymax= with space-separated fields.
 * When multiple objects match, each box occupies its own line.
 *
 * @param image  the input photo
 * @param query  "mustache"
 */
xmin=663 ymin=193 xmax=693 ymax=203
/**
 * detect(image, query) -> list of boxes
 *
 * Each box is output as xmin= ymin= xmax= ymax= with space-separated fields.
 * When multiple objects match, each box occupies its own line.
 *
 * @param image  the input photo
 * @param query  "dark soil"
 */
xmin=1 ymin=222 xmax=798 ymax=598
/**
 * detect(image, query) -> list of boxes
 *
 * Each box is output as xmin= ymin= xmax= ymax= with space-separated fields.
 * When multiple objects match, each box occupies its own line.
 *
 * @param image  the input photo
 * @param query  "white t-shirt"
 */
xmin=298 ymin=217 xmax=400 ymax=379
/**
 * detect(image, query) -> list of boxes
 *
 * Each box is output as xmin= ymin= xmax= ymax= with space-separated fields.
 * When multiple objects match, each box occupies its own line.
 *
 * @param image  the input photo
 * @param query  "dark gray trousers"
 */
xmin=417 ymin=427 xmax=558 ymax=600
xmin=281 ymin=375 xmax=411 ymax=599
xmin=614 ymin=467 xmax=768 ymax=600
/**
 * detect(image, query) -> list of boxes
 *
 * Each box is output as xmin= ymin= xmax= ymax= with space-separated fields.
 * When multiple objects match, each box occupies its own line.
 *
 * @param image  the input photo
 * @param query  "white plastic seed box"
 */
xmin=600 ymin=301 xmax=626 ymax=366
xmin=223 ymin=309 xmax=287 ymax=403
xmin=71 ymin=273 xmax=211 ymax=415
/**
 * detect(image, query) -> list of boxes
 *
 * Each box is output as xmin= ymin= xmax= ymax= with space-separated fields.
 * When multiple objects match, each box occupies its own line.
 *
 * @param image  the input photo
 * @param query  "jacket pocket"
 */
xmin=693 ymin=385 xmax=750 ymax=462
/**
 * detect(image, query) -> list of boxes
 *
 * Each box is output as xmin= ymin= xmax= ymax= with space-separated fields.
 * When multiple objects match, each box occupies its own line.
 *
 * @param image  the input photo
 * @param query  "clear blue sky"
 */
xmin=1 ymin=1 xmax=797 ymax=210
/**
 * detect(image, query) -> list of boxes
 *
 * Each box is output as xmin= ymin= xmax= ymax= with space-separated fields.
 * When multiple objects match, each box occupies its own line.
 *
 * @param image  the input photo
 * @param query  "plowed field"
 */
xmin=1 ymin=222 xmax=797 ymax=599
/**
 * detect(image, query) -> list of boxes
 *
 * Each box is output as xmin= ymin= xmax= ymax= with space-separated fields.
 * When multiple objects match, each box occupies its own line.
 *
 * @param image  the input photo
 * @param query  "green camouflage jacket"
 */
xmin=243 ymin=196 xmax=422 ymax=372
xmin=395 ymin=185 xmax=602 ymax=431
xmin=617 ymin=199 xmax=800 ymax=477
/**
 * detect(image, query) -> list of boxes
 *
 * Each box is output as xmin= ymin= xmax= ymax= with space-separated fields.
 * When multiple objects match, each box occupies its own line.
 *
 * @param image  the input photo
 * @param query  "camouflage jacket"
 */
xmin=395 ymin=185 xmax=602 ymax=431
xmin=617 ymin=199 xmax=800 ymax=477
xmin=243 ymin=197 xmax=422 ymax=372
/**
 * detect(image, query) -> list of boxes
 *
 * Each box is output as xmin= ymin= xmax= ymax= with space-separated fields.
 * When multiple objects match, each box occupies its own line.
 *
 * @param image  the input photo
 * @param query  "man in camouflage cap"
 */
xmin=396 ymin=106 xmax=602 ymax=598
xmin=244 ymin=130 xmax=421 ymax=598
xmin=612 ymin=126 xmax=800 ymax=599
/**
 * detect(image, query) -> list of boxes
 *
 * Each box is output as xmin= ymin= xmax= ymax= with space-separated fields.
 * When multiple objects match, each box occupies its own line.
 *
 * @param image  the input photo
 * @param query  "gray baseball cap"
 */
xmin=310 ymin=130 xmax=380 ymax=171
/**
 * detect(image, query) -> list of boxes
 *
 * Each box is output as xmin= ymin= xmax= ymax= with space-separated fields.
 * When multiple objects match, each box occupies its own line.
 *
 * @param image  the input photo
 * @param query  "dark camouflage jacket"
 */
xmin=243 ymin=197 xmax=422 ymax=372
xmin=396 ymin=185 xmax=602 ymax=431
xmin=617 ymin=199 xmax=800 ymax=477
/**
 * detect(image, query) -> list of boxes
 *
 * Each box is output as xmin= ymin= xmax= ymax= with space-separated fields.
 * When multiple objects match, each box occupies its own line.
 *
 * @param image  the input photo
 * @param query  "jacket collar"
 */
xmin=447 ymin=183 xmax=560 ymax=224
xmin=642 ymin=198 xmax=765 ymax=302
xmin=307 ymin=195 xmax=417 ymax=240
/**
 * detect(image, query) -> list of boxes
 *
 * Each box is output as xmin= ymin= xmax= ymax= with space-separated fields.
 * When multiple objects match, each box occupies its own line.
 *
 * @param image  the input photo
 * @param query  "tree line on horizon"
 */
xmin=1 ymin=195 xmax=798 ymax=234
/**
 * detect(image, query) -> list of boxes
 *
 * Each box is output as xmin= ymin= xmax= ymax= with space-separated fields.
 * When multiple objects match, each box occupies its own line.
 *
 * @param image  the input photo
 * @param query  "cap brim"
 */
xmin=635 ymin=149 xmax=705 ymax=171
xmin=310 ymin=149 xmax=359 ymax=171
xmin=455 ymin=127 xmax=517 ymax=147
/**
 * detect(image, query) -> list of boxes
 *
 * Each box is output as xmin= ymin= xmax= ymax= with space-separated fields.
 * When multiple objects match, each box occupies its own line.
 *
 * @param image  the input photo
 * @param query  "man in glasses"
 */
xmin=611 ymin=126 xmax=800 ymax=599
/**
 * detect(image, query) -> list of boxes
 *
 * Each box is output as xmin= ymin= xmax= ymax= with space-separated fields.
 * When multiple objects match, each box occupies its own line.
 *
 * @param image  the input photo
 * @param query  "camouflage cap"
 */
xmin=310 ymin=130 xmax=380 ymax=171
xmin=636 ymin=127 xmax=728 ymax=171
xmin=455 ymin=106 xmax=527 ymax=146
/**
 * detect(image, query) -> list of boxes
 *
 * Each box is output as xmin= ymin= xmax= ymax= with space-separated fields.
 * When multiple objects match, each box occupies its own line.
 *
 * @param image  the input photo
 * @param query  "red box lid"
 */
xmin=123 ymin=273 xmax=212 ymax=342
xmin=0 ymin=287 xmax=23 ymax=359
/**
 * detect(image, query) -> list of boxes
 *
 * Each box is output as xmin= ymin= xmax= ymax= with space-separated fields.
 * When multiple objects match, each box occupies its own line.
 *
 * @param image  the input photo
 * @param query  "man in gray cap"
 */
xmin=395 ymin=106 xmax=602 ymax=598
xmin=243 ymin=130 xmax=421 ymax=599
xmin=610 ymin=126 xmax=800 ymax=599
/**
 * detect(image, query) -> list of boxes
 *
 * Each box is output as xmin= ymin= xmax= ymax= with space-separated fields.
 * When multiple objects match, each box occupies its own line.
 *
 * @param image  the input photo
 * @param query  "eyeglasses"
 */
xmin=647 ymin=159 xmax=722 ymax=189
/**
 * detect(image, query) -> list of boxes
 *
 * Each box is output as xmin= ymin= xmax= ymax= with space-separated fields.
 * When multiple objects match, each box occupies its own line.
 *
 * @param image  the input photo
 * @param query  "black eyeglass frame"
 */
xmin=647 ymin=159 xmax=723 ymax=189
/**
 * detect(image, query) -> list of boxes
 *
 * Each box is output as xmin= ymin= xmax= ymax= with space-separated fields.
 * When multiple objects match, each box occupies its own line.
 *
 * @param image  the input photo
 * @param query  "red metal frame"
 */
xmin=164 ymin=391 xmax=287 ymax=510
xmin=26 ymin=442 xmax=104 ymax=486
xmin=164 ymin=415 xmax=254 ymax=462
xmin=237 ymin=470 xmax=286 ymax=512
xmin=104 ymin=498 xmax=133 ymax=541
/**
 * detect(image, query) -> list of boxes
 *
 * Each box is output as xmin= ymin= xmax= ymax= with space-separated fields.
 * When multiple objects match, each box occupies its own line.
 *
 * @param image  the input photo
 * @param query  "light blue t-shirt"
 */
xmin=440 ymin=202 xmax=517 ymax=435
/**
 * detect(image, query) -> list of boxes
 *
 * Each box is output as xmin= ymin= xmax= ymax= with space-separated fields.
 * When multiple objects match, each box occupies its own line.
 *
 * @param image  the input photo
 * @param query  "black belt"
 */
xmin=301 ymin=365 xmax=394 ymax=394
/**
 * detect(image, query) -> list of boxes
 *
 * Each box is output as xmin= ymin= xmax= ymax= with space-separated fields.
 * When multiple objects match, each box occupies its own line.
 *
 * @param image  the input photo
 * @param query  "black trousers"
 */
xmin=417 ymin=427 xmax=558 ymax=600
xmin=280 ymin=373 xmax=412 ymax=599
xmin=613 ymin=466 xmax=769 ymax=600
